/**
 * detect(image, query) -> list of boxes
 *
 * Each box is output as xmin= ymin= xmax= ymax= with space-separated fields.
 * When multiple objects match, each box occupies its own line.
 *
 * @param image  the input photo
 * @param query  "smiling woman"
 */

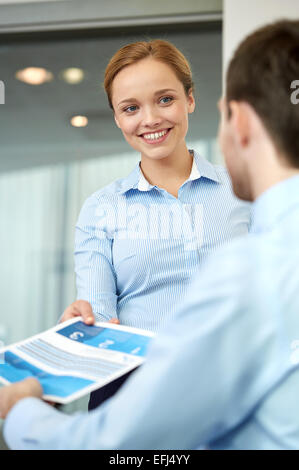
xmin=111 ymin=55 xmax=195 ymax=196
xmin=60 ymin=39 xmax=251 ymax=410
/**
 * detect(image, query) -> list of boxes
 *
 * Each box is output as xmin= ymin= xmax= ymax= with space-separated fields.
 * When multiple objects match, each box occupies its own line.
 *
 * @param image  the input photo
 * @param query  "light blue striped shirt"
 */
xmin=75 ymin=150 xmax=251 ymax=331
xmin=4 ymin=174 xmax=299 ymax=450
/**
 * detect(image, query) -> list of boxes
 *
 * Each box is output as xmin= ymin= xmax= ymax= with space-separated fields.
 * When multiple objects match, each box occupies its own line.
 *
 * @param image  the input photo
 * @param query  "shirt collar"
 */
xmin=138 ymin=168 xmax=152 ymax=191
xmin=251 ymin=174 xmax=299 ymax=233
xmin=192 ymin=150 xmax=220 ymax=183
xmin=117 ymin=149 xmax=220 ymax=195
xmin=137 ymin=150 xmax=207 ymax=191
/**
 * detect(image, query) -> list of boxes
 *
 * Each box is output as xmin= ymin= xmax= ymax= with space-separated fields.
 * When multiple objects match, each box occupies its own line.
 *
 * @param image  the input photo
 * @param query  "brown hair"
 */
xmin=226 ymin=20 xmax=299 ymax=167
xmin=104 ymin=39 xmax=194 ymax=109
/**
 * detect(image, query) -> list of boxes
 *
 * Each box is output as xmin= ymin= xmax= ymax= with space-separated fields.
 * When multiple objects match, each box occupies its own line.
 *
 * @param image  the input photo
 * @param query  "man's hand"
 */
xmin=0 ymin=378 xmax=43 ymax=419
xmin=60 ymin=300 xmax=119 ymax=325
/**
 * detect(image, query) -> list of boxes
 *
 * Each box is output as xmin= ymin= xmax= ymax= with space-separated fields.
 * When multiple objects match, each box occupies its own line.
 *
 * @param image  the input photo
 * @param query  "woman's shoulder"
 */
xmin=77 ymin=176 xmax=132 ymax=224
xmin=92 ymin=177 xmax=127 ymax=199
xmin=81 ymin=169 xmax=139 ymax=212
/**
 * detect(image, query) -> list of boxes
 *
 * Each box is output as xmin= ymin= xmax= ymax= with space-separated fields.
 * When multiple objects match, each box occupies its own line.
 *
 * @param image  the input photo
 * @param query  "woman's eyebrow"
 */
xmin=117 ymin=98 xmax=137 ymax=107
xmin=117 ymin=89 xmax=177 ymax=108
xmin=154 ymin=88 xmax=177 ymax=95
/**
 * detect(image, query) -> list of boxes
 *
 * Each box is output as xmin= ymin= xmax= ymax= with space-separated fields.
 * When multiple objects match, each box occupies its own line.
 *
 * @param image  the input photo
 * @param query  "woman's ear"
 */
xmin=114 ymin=113 xmax=121 ymax=129
xmin=187 ymin=89 xmax=196 ymax=114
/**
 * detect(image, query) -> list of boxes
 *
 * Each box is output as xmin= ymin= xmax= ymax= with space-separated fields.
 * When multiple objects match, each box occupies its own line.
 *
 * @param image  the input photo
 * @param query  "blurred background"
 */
xmin=0 ymin=0 xmax=297 ymax=450
xmin=0 ymin=0 xmax=223 ymax=349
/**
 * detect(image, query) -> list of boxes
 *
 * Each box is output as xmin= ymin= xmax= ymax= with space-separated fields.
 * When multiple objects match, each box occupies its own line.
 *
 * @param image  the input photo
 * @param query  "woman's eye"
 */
xmin=124 ymin=105 xmax=138 ymax=113
xmin=160 ymin=96 xmax=173 ymax=104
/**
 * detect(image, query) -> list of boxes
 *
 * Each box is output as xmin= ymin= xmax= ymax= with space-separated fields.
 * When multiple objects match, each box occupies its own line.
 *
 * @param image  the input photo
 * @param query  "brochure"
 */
xmin=0 ymin=318 xmax=154 ymax=404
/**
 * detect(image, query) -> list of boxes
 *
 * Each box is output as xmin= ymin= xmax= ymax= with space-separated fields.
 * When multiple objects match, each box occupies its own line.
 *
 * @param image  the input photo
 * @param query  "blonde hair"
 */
xmin=104 ymin=39 xmax=194 ymax=109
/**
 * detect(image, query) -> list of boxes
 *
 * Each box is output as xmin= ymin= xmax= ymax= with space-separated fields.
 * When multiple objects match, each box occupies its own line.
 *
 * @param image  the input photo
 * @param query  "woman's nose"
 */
xmin=141 ymin=106 xmax=162 ymax=128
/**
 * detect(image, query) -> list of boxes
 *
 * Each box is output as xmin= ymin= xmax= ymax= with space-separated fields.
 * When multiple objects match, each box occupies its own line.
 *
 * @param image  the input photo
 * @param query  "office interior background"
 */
xmin=0 ymin=1 xmax=224 ymax=427
xmin=0 ymin=1 xmax=223 ymax=348
xmin=0 ymin=0 xmax=298 ymax=447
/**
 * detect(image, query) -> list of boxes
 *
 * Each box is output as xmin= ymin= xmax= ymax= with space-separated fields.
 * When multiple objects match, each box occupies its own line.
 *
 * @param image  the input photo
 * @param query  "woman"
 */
xmin=61 ymin=39 xmax=251 ymax=408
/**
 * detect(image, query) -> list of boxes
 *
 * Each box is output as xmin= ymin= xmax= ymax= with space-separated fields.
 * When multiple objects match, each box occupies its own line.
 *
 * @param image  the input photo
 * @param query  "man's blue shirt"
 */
xmin=4 ymin=174 xmax=299 ymax=449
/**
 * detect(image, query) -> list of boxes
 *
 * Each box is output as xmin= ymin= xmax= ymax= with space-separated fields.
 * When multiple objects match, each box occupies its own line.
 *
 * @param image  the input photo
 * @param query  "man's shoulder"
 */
xmin=198 ymin=234 xmax=261 ymax=288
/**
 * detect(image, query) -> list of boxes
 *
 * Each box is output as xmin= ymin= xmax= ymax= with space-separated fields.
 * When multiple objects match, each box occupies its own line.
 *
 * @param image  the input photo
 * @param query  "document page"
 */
xmin=0 ymin=318 xmax=154 ymax=404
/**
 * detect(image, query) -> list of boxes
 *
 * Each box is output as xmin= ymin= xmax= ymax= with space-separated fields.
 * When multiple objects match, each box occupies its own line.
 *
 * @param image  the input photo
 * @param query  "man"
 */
xmin=1 ymin=19 xmax=299 ymax=450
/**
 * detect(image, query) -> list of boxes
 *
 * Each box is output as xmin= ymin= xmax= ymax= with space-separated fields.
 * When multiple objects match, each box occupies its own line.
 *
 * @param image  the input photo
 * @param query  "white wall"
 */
xmin=0 ymin=0 xmax=222 ymax=34
xmin=0 ymin=0 xmax=66 ymax=3
xmin=223 ymin=0 xmax=299 ymax=79
xmin=0 ymin=0 xmax=220 ymax=8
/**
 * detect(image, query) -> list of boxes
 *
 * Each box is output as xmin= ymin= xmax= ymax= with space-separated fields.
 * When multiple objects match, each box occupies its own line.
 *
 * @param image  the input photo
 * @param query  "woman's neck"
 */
xmin=140 ymin=146 xmax=193 ymax=197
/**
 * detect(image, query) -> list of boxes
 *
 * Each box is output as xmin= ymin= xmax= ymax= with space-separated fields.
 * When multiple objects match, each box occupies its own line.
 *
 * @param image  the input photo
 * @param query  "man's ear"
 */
xmin=228 ymin=101 xmax=250 ymax=148
xmin=114 ymin=114 xmax=121 ymax=129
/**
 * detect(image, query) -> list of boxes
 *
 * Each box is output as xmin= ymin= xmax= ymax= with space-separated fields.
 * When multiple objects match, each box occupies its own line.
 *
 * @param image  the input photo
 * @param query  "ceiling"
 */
xmin=0 ymin=23 xmax=222 ymax=173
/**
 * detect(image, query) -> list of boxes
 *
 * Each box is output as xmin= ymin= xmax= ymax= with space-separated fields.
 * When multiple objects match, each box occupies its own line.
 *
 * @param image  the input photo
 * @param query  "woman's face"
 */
xmin=111 ymin=57 xmax=195 ymax=161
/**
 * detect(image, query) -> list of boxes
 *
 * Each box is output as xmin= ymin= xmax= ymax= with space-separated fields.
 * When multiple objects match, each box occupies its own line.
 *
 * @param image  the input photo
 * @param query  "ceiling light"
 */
xmin=61 ymin=68 xmax=85 ymax=84
xmin=70 ymin=115 xmax=88 ymax=127
xmin=15 ymin=67 xmax=53 ymax=85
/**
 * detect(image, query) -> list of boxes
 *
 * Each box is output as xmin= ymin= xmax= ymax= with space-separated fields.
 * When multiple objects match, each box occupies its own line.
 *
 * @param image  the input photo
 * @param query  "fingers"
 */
xmin=74 ymin=300 xmax=95 ymax=325
xmin=23 ymin=377 xmax=43 ymax=397
xmin=60 ymin=301 xmax=119 ymax=326
xmin=60 ymin=300 xmax=95 ymax=325
xmin=0 ymin=378 xmax=43 ymax=419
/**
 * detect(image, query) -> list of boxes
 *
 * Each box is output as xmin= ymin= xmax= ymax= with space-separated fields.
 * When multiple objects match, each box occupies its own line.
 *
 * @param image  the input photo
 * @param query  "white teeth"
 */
xmin=143 ymin=129 xmax=168 ymax=140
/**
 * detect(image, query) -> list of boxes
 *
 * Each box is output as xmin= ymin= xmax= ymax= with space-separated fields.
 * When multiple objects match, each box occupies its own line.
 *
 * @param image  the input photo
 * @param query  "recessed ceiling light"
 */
xmin=61 ymin=68 xmax=85 ymax=84
xmin=70 ymin=115 xmax=88 ymax=127
xmin=15 ymin=67 xmax=53 ymax=85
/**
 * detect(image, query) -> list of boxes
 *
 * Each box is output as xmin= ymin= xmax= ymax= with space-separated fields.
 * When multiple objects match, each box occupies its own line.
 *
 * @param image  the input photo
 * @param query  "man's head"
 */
xmin=219 ymin=20 xmax=299 ymax=201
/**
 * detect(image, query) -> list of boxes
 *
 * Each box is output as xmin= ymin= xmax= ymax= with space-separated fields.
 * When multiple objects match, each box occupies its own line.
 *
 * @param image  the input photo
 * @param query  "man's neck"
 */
xmin=247 ymin=143 xmax=299 ymax=201
xmin=251 ymin=166 xmax=299 ymax=201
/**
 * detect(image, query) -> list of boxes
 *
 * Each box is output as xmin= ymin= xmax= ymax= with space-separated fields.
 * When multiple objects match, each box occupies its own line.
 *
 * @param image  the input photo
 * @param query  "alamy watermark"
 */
xmin=0 ymin=80 xmax=4 ymax=104
xmin=290 ymin=80 xmax=299 ymax=105
xmin=94 ymin=196 xmax=204 ymax=251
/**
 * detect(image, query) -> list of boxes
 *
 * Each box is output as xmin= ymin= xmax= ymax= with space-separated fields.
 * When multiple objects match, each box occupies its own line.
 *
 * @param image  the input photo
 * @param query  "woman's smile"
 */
xmin=138 ymin=128 xmax=172 ymax=145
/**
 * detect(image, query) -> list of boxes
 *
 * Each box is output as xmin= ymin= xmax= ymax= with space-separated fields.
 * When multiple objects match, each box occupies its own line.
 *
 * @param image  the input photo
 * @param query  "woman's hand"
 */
xmin=60 ymin=299 xmax=95 ymax=325
xmin=60 ymin=300 xmax=119 ymax=325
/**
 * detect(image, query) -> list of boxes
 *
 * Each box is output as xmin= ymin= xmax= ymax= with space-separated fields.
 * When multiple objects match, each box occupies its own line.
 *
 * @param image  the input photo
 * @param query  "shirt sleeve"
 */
xmin=74 ymin=194 xmax=118 ymax=322
xmin=3 ymin=239 xmax=291 ymax=450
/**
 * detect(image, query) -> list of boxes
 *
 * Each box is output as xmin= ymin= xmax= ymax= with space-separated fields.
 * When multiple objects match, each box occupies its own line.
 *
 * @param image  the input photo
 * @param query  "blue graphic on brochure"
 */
xmin=58 ymin=322 xmax=151 ymax=357
xmin=0 ymin=351 xmax=94 ymax=398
